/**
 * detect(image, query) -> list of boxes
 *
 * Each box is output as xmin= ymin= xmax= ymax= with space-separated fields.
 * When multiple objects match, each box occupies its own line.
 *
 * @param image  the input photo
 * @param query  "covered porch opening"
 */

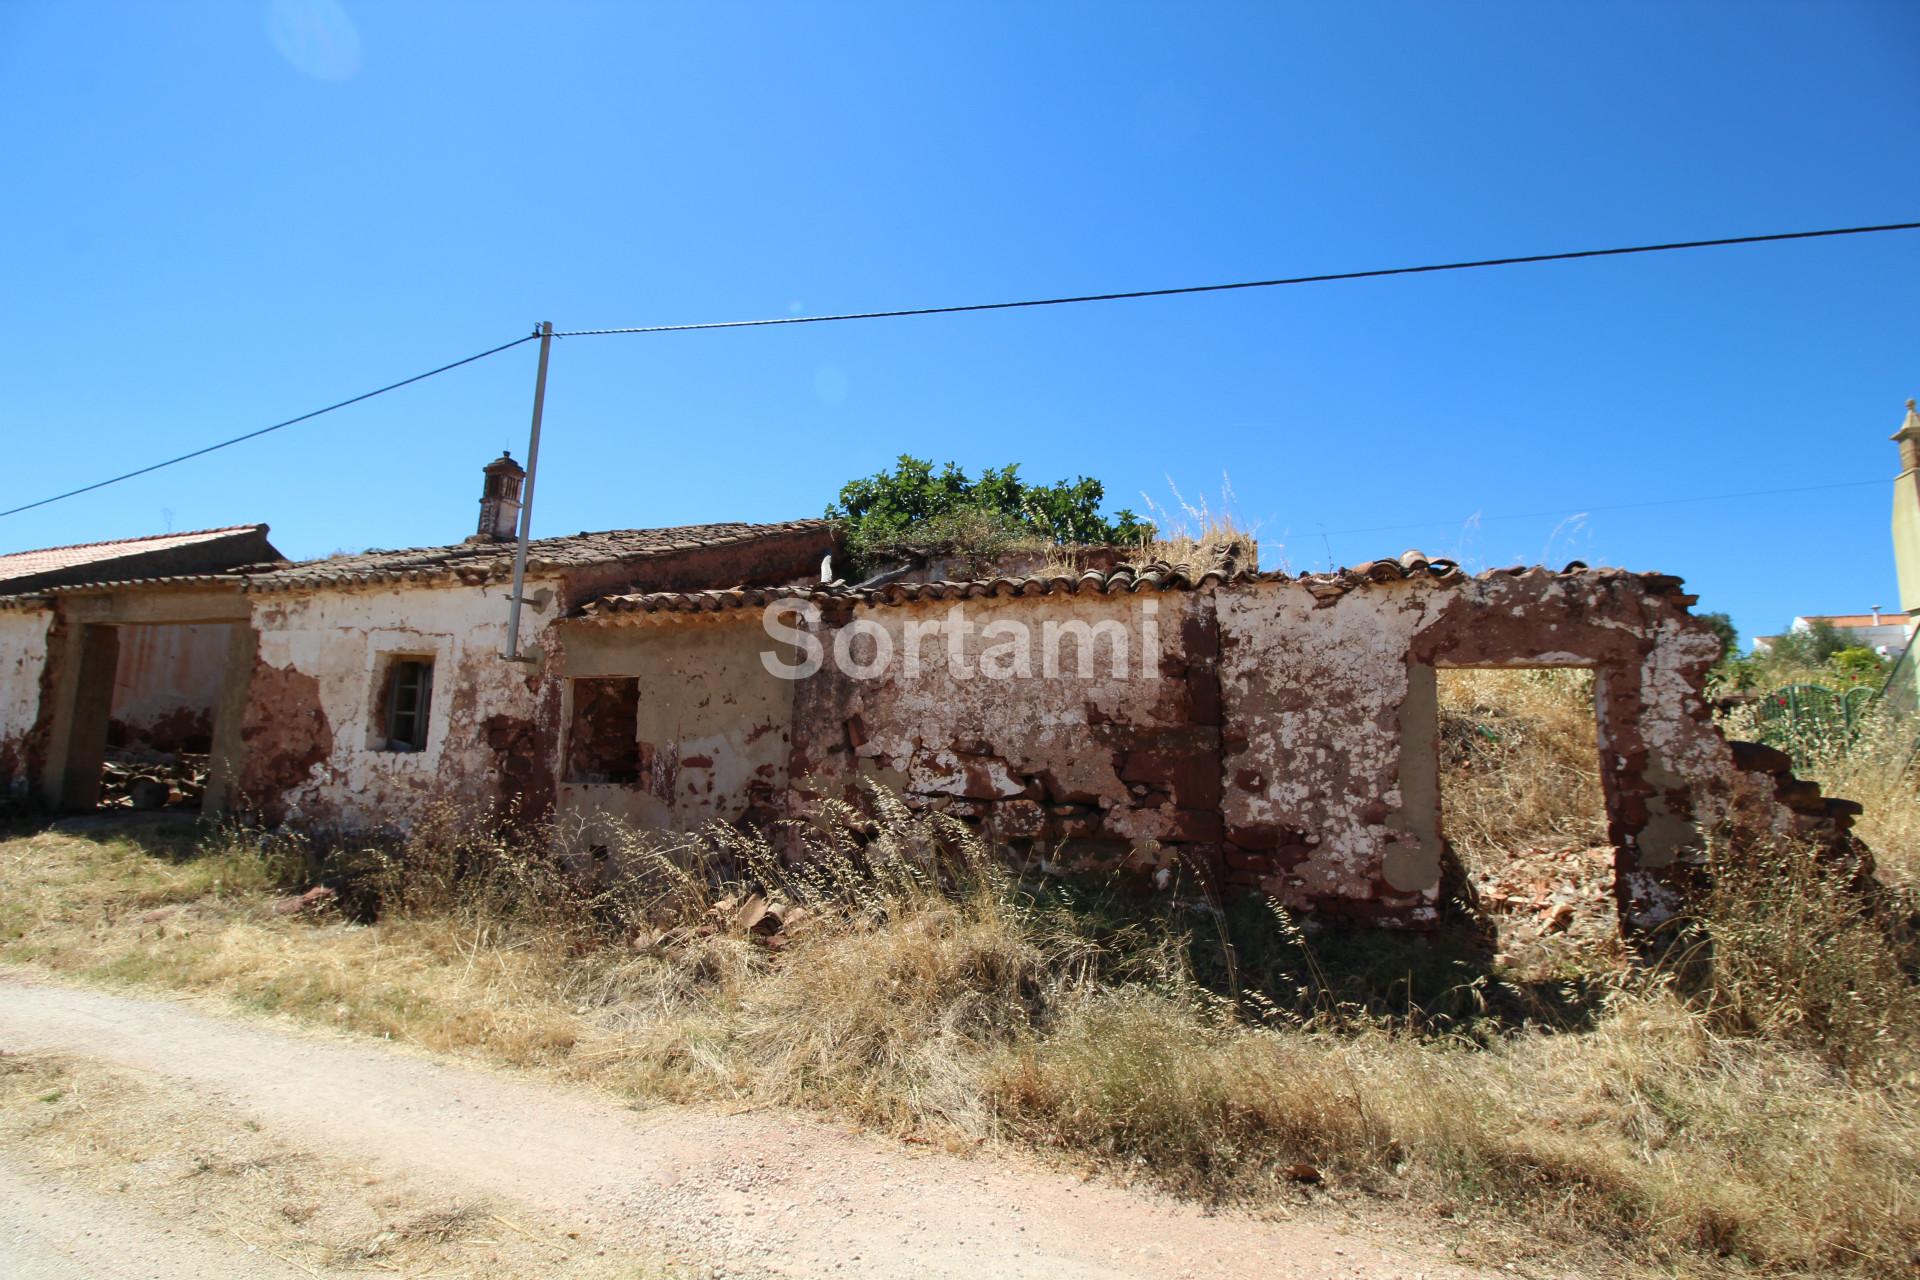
xmin=39 ymin=590 xmax=256 ymax=817
xmin=95 ymin=622 xmax=234 ymax=811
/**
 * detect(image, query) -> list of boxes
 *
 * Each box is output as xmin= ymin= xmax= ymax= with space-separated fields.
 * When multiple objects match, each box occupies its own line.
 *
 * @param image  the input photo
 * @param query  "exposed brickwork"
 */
xmin=484 ymin=712 xmax=556 ymax=824
xmin=21 ymin=610 xmax=68 ymax=789
xmin=235 ymin=659 xmax=333 ymax=825
xmin=567 ymin=679 xmax=641 ymax=783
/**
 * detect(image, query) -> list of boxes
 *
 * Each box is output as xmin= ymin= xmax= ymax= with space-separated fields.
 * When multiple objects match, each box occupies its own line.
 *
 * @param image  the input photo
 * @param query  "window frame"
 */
xmin=380 ymin=657 xmax=435 ymax=752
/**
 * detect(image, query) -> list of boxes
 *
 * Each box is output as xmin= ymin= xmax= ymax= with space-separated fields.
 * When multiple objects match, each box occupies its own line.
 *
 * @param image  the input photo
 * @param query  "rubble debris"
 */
xmin=268 ymin=886 xmax=338 ymax=916
xmin=1469 ymin=842 xmax=1624 ymax=974
xmin=98 ymin=747 xmax=206 ymax=810
xmin=127 ymin=777 xmax=171 ymax=809
xmin=629 ymin=895 xmax=814 ymax=952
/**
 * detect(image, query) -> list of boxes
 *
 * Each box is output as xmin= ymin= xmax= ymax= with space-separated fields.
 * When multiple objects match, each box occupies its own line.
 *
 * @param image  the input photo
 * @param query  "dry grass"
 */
xmin=1716 ymin=695 xmax=1920 ymax=891
xmin=1435 ymin=668 xmax=1623 ymax=976
xmin=3 ymin=771 xmax=1918 ymax=1277
xmin=1138 ymin=475 xmax=1259 ymax=573
xmin=1438 ymin=668 xmax=1608 ymax=866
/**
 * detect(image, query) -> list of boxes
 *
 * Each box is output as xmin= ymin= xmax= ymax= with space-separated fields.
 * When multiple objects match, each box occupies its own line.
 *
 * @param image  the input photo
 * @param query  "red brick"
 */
xmin=1119 ymin=747 xmax=1222 ymax=809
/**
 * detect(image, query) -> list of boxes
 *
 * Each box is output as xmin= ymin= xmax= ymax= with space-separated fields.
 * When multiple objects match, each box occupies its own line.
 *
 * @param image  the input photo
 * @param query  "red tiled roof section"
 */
xmin=0 ymin=525 xmax=281 ymax=594
xmin=244 ymin=520 xmax=832 ymax=592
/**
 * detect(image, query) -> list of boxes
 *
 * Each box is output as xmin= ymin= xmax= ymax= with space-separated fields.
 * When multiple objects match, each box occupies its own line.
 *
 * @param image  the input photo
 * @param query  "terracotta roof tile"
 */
xmin=578 ymin=552 xmax=1689 ymax=621
xmin=0 ymin=565 xmax=293 ymax=611
xmin=0 ymin=525 xmax=269 ymax=586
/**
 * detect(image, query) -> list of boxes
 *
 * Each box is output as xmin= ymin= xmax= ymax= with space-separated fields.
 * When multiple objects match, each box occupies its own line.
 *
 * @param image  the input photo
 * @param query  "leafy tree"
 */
xmin=828 ymin=455 xmax=1153 ymax=574
xmin=1827 ymin=645 xmax=1889 ymax=686
xmin=1696 ymin=611 xmax=1738 ymax=663
xmin=1710 ymin=656 xmax=1761 ymax=694
xmin=1766 ymin=619 xmax=1849 ymax=670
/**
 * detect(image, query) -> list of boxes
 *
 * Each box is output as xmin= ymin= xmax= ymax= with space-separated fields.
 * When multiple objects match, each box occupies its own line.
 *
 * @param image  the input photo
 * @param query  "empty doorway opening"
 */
xmin=1436 ymin=667 xmax=1619 ymax=970
xmin=100 ymin=622 xmax=233 ymax=811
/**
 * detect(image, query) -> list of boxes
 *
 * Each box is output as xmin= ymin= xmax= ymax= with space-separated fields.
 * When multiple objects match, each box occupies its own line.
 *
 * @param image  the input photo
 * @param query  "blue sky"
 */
xmin=2 ymin=2 xmax=1916 ymax=648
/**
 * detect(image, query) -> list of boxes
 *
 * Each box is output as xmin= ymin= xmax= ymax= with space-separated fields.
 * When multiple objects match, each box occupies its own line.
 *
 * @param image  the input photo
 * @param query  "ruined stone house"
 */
xmin=0 ymin=455 xmax=1859 ymax=933
xmin=0 ymin=455 xmax=831 ymax=824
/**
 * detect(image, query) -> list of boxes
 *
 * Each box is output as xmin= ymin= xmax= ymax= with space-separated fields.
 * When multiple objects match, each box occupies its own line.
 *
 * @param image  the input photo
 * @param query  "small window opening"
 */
xmin=566 ymin=677 xmax=640 ymax=784
xmin=382 ymin=658 xmax=434 ymax=752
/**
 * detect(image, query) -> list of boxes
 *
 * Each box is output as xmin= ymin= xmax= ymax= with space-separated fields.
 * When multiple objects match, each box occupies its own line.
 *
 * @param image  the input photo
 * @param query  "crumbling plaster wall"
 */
xmin=772 ymin=569 xmax=1821 ymax=928
xmin=1216 ymin=569 xmax=1743 ymax=927
xmin=231 ymin=555 xmax=1844 ymax=933
xmin=787 ymin=592 xmax=1218 ymax=887
xmin=226 ymin=526 xmax=835 ymax=832
xmin=557 ymin=613 xmax=795 ymax=845
xmin=237 ymin=579 xmax=564 ymax=827
xmin=1215 ymin=582 xmax=1434 ymax=920
xmin=0 ymin=607 xmax=53 ymax=786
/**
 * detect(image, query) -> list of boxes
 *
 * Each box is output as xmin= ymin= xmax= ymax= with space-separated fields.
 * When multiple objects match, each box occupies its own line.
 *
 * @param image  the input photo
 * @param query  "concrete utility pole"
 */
xmin=504 ymin=321 xmax=553 ymax=660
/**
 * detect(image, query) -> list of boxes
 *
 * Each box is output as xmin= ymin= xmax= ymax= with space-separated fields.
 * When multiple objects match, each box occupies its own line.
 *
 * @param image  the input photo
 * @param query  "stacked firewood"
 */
xmin=99 ymin=747 xmax=208 ymax=810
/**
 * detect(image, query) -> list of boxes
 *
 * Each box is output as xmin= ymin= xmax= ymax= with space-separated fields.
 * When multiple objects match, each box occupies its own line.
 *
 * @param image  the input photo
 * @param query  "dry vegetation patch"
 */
xmin=3 ymin=740 xmax=1918 ymax=1278
xmin=1719 ymin=694 xmax=1920 ymax=891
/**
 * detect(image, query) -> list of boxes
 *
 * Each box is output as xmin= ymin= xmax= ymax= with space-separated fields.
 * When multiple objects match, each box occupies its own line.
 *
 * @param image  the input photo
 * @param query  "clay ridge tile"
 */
xmin=578 ymin=551 xmax=1706 ymax=621
xmin=586 ymin=559 xmax=1251 ymax=618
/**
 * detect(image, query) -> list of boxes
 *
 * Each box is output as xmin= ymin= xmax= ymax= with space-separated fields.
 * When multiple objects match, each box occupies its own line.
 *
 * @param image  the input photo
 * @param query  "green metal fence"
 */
xmin=1751 ymin=682 xmax=1879 ymax=761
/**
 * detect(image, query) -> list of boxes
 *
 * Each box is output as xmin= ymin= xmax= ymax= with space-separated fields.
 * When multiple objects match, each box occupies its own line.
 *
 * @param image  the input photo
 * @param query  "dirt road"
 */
xmin=0 ymin=1158 xmax=323 ymax=1280
xmin=0 ymin=970 xmax=1491 ymax=1279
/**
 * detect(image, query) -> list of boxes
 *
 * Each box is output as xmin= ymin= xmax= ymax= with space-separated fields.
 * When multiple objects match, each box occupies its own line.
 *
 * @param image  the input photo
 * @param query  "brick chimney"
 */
xmin=477 ymin=451 xmax=526 ymax=541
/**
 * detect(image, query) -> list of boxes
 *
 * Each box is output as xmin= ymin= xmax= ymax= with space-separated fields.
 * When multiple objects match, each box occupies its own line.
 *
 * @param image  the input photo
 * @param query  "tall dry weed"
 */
xmin=1694 ymin=837 xmax=1920 ymax=1079
xmin=1138 ymin=475 xmax=1259 ymax=572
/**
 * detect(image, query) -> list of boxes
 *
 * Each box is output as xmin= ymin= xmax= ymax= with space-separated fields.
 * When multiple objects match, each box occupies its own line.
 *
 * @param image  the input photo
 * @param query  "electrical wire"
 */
xmin=0 ymin=333 xmax=539 ymax=520
xmin=1319 ymin=477 xmax=1886 ymax=539
xmin=553 ymin=220 xmax=1920 ymax=337
xmin=7 ymin=218 xmax=1918 ymax=522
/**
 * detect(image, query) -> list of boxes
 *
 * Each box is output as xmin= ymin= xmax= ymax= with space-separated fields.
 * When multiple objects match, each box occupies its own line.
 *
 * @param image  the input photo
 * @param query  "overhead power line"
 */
xmin=0 ymin=333 xmax=539 ymax=520
xmin=553 ymin=219 xmax=1920 ymax=337
xmin=1320 ymin=477 xmax=1886 ymax=539
xmin=5 ymin=218 xmax=1917 ymax=521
